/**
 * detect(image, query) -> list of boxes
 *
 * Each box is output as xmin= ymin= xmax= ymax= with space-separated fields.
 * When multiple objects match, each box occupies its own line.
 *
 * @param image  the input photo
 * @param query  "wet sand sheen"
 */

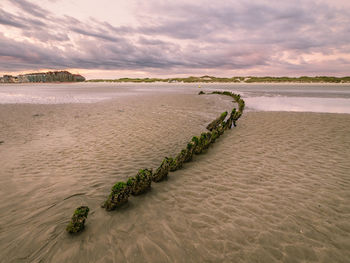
xmin=0 ymin=92 xmax=350 ymax=262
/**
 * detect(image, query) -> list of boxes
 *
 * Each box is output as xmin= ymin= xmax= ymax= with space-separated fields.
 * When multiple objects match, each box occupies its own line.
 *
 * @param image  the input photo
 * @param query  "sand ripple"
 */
xmin=0 ymin=93 xmax=349 ymax=262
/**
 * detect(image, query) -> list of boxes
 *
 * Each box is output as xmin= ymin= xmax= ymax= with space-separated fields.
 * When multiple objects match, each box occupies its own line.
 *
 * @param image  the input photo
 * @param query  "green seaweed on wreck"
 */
xmin=183 ymin=142 xmax=196 ymax=162
xmin=169 ymin=149 xmax=189 ymax=171
xmin=206 ymin=111 xmax=228 ymax=131
xmin=127 ymin=169 xmax=152 ymax=195
xmin=201 ymin=132 xmax=212 ymax=150
xmin=103 ymin=182 xmax=130 ymax=211
xmin=152 ymin=157 xmax=172 ymax=182
xmin=210 ymin=129 xmax=219 ymax=143
xmin=66 ymin=206 xmax=89 ymax=234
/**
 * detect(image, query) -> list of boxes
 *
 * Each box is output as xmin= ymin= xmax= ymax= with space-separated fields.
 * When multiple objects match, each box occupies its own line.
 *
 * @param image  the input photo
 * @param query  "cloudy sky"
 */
xmin=1 ymin=0 xmax=350 ymax=79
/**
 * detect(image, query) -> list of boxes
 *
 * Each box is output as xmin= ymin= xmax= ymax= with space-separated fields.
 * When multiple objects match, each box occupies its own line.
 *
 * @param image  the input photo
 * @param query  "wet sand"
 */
xmin=0 ymin=91 xmax=349 ymax=262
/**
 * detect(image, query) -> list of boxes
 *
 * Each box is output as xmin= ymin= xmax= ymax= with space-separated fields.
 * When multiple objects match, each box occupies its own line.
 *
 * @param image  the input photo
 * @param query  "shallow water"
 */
xmin=1 ymin=82 xmax=350 ymax=113
xmin=0 ymin=85 xmax=350 ymax=262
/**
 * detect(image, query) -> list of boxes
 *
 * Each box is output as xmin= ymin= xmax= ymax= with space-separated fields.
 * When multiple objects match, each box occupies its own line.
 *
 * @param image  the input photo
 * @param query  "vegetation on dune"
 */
xmin=244 ymin=76 xmax=350 ymax=83
xmin=3 ymin=72 xmax=349 ymax=84
xmin=86 ymin=75 xmax=350 ymax=83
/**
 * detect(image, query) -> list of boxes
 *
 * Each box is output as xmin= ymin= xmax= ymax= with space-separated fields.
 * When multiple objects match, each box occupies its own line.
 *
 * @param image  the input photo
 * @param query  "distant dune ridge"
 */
xmin=88 ymin=75 xmax=350 ymax=83
xmin=0 ymin=71 xmax=85 ymax=83
xmin=2 ymin=72 xmax=350 ymax=83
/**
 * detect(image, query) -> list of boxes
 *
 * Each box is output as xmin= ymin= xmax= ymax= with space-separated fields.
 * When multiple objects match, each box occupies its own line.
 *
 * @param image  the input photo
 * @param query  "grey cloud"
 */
xmin=0 ymin=34 xmax=68 ymax=70
xmin=23 ymin=30 xmax=69 ymax=42
xmin=70 ymin=27 xmax=121 ymax=42
xmin=0 ymin=0 xmax=350 ymax=76
xmin=136 ymin=0 xmax=350 ymax=53
xmin=11 ymin=0 xmax=51 ymax=18
xmin=0 ymin=8 xmax=27 ymax=28
xmin=0 ymin=8 xmax=47 ymax=29
xmin=103 ymin=22 xmax=136 ymax=35
xmin=138 ymin=37 xmax=167 ymax=46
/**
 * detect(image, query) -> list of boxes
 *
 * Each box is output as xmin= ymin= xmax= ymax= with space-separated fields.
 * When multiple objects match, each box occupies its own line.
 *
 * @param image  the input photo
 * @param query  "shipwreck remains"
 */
xmin=69 ymin=89 xmax=245 ymax=233
xmin=127 ymin=169 xmax=153 ymax=195
xmin=102 ymin=182 xmax=130 ymax=211
xmin=66 ymin=206 xmax=90 ymax=234
xmin=102 ymin=90 xmax=245 ymax=210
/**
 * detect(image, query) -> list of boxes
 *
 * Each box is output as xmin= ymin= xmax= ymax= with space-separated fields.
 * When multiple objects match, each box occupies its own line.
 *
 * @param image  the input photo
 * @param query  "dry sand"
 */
xmin=0 ymin=92 xmax=349 ymax=262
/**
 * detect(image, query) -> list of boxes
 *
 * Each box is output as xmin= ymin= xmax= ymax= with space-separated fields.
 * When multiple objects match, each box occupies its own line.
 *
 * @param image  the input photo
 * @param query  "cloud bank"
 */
xmin=0 ymin=0 xmax=350 ymax=77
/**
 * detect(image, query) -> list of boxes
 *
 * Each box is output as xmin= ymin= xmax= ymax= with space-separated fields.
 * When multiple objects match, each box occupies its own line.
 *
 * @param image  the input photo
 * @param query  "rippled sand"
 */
xmin=0 ymin=92 xmax=349 ymax=262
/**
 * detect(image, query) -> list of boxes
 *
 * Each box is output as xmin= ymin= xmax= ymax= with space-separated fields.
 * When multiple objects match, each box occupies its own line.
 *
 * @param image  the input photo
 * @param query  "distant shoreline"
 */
xmin=86 ymin=76 xmax=350 ymax=84
xmin=2 ymin=81 xmax=350 ymax=85
xmin=85 ymin=81 xmax=350 ymax=85
xmin=2 ymin=73 xmax=350 ymax=84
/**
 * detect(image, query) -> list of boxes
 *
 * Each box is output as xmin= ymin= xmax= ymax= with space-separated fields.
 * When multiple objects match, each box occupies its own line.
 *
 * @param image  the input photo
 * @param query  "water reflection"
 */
xmin=0 ymin=82 xmax=350 ymax=113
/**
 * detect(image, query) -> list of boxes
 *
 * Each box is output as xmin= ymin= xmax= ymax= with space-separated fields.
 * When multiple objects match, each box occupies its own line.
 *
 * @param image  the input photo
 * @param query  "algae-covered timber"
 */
xmin=194 ymin=133 xmax=211 ymax=154
xmin=168 ymin=157 xmax=176 ymax=172
xmin=217 ymin=123 xmax=225 ymax=136
xmin=152 ymin=157 xmax=172 ymax=182
xmin=230 ymin=108 xmax=236 ymax=120
xmin=169 ymin=149 xmax=188 ymax=171
xmin=201 ymin=132 xmax=212 ymax=150
xmin=224 ymin=118 xmax=233 ymax=130
xmin=103 ymin=182 xmax=130 ymax=211
xmin=230 ymin=109 xmax=242 ymax=127
xmin=210 ymin=129 xmax=219 ymax=143
xmin=183 ymin=141 xmax=196 ymax=163
xmin=192 ymin=136 xmax=204 ymax=155
xmin=127 ymin=169 xmax=152 ymax=195
xmin=66 ymin=206 xmax=89 ymax=234
xmin=238 ymin=100 xmax=245 ymax=112
xmin=206 ymin=111 xmax=228 ymax=131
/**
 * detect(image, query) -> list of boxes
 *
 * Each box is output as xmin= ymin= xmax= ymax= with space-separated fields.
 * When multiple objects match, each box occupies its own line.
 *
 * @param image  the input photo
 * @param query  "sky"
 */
xmin=0 ymin=0 xmax=350 ymax=79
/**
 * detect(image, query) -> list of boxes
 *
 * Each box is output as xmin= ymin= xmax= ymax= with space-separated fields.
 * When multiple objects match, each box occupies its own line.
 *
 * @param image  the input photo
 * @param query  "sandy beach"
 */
xmin=0 ymin=88 xmax=350 ymax=262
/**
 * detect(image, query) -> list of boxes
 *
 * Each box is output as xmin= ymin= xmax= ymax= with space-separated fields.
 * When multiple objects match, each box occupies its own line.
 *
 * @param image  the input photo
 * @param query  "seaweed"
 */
xmin=224 ymin=118 xmax=233 ymax=130
xmin=66 ymin=206 xmax=89 ymax=234
xmin=169 ymin=150 xmax=188 ymax=171
xmin=206 ymin=111 xmax=228 ymax=131
xmin=152 ymin=157 xmax=172 ymax=182
xmin=103 ymin=182 xmax=130 ymax=211
xmin=184 ymin=141 xmax=196 ymax=162
xmin=202 ymin=132 xmax=212 ymax=150
xmin=127 ymin=169 xmax=152 ymax=195
xmin=210 ymin=129 xmax=219 ymax=143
